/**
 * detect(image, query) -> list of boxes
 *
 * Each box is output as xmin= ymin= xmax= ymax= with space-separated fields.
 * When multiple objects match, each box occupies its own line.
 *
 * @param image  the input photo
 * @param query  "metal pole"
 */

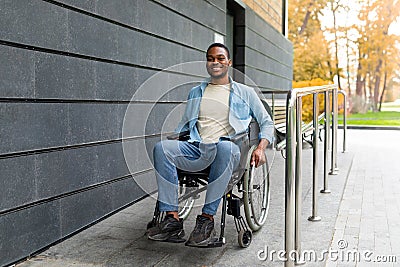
xmin=272 ymin=93 xmax=275 ymax=119
xmin=327 ymin=92 xmax=331 ymax=151
xmin=330 ymin=88 xmax=339 ymax=175
xmin=295 ymin=97 xmax=305 ymax=265
xmin=321 ymin=91 xmax=331 ymax=194
xmin=309 ymin=93 xmax=321 ymax=222
xmin=285 ymin=92 xmax=296 ymax=267
xmin=340 ymin=91 xmax=347 ymax=152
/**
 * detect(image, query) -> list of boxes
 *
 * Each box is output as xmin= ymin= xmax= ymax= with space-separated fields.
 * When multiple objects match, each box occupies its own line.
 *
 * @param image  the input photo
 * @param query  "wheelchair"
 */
xmin=146 ymin=118 xmax=272 ymax=248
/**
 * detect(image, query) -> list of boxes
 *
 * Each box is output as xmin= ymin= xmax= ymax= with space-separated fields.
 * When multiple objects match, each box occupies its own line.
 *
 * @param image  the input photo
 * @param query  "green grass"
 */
xmin=338 ymin=111 xmax=400 ymax=126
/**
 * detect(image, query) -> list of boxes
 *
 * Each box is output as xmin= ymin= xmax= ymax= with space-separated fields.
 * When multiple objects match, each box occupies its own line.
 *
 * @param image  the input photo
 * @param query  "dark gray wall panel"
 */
xmin=68 ymin=10 xmax=119 ymax=59
xmin=95 ymin=0 xmax=138 ymax=25
xmin=243 ymin=62 xmax=291 ymax=90
xmin=0 ymin=45 xmax=35 ymax=98
xmin=0 ymin=0 xmax=69 ymax=49
xmin=35 ymin=148 xmax=100 ymax=199
xmin=98 ymin=66 xmax=202 ymax=102
xmin=60 ymin=172 xmax=150 ymax=236
xmin=0 ymin=175 xmax=148 ymax=266
xmin=245 ymin=48 xmax=291 ymax=78
xmin=134 ymin=0 xmax=191 ymax=46
xmin=60 ymin=185 xmax=112 ymax=235
xmin=243 ymin=8 xmax=293 ymax=91
xmin=0 ymin=138 xmax=159 ymax=217
xmin=95 ymin=64 xmax=155 ymax=101
xmin=55 ymin=0 xmax=216 ymax=51
xmin=245 ymin=67 xmax=291 ymax=91
xmin=209 ymin=0 xmax=226 ymax=10
xmin=67 ymin=103 xmax=122 ymax=143
xmin=1 ymin=1 xmax=208 ymax=70
xmin=244 ymin=53 xmax=291 ymax=80
xmin=34 ymin=138 xmax=157 ymax=202
xmin=0 ymin=155 xmax=36 ymax=213
xmin=245 ymin=29 xmax=293 ymax=67
xmin=0 ymin=201 xmax=61 ymax=267
xmin=55 ymin=0 xmax=96 ymax=11
xmin=0 ymin=102 xmax=183 ymax=154
xmin=0 ymin=44 xmax=196 ymax=101
xmin=0 ymin=103 xmax=70 ymax=154
xmin=191 ymin=22 xmax=215 ymax=51
xmin=153 ymin=0 xmax=226 ymax=34
xmin=35 ymin=52 xmax=96 ymax=100
xmin=246 ymin=8 xmax=292 ymax=53
xmin=109 ymin=171 xmax=155 ymax=210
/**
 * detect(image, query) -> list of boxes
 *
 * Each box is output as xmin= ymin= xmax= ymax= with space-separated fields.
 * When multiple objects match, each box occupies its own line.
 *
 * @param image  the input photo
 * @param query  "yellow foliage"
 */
xmin=292 ymin=79 xmax=344 ymax=122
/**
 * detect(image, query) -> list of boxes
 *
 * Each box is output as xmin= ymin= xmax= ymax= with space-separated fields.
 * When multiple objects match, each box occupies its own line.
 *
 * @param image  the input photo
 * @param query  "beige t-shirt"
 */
xmin=197 ymin=84 xmax=235 ymax=143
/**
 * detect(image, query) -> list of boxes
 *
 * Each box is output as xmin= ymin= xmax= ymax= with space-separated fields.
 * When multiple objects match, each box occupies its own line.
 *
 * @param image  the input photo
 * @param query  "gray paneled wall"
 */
xmin=0 ymin=0 xmax=292 ymax=265
xmin=240 ymin=8 xmax=293 ymax=92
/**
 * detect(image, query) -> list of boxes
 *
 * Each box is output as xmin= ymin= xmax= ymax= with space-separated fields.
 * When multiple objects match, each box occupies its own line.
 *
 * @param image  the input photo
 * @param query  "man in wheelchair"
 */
xmin=147 ymin=43 xmax=274 ymax=247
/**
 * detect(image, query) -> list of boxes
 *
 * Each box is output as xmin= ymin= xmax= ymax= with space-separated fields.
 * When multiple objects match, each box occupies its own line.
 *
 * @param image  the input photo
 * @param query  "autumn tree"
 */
xmin=289 ymin=0 xmax=400 ymax=114
xmin=355 ymin=0 xmax=400 ymax=112
xmin=289 ymin=0 xmax=334 ymax=81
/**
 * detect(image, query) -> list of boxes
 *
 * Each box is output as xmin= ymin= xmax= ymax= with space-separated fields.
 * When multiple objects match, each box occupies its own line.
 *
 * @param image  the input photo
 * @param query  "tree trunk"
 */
xmin=378 ymin=71 xmax=388 ymax=111
xmin=299 ymin=0 xmax=316 ymax=35
xmin=345 ymin=29 xmax=352 ymax=96
xmin=332 ymin=3 xmax=342 ymax=90
xmin=355 ymin=56 xmax=363 ymax=96
xmin=373 ymin=75 xmax=381 ymax=111
xmin=373 ymin=58 xmax=383 ymax=112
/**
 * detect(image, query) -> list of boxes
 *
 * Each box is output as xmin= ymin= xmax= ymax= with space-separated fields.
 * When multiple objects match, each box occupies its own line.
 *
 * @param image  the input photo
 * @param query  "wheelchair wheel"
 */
xmin=243 ymin=145 xmax=270 ymax=231
xmin=177 ymin=184 xmax=196 ymax=220
xmin=238 ymin=229 xmax=252 ymax=248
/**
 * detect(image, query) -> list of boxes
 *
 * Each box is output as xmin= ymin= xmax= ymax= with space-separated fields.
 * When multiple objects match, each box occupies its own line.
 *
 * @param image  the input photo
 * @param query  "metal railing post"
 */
xmin=285 ymin=92 xmax=296 ymax=267
xmin=321 ymin=91 xmax=331 ymax=194
xmin=284 ymin=85 xmax=339 ymax=267
xmin=272 ymin=93 xmax=276 ymax=119
xmin=339 ymin=91 xmax=347 ymax=152
xmin=327 ymin=92 xmax=331 ymax=151
xmin=330 ymin=89 xmax=339 ymax=175
xmin=308 ymin=93 xmax=321 ymax=222
xmin=295 ymin=97 xmax=305 ymax=264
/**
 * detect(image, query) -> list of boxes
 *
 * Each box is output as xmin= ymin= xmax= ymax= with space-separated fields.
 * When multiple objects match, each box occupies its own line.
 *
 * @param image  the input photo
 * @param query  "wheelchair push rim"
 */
xmin=243 ymin=145 xmax=270 ymax=231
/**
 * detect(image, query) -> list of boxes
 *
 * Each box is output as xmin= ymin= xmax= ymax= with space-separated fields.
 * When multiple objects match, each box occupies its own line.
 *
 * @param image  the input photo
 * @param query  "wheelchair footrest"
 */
xmin=206 ymin=237 xmax=225 ymax=248
xmin=201 ymin=237 xmax=226 ymax=248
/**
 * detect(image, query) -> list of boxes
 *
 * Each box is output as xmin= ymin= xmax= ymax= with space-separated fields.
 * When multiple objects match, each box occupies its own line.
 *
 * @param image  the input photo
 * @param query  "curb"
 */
xmin=338 ymin=125 xmax=400 ymax=131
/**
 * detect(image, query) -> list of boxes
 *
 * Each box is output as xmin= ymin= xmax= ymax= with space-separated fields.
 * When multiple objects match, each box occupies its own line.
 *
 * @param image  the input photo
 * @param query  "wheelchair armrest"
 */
xmin=167 ymin=130 xmax=190 ymax=141
xmin=227 ymin=131 xmax=249 ymax=144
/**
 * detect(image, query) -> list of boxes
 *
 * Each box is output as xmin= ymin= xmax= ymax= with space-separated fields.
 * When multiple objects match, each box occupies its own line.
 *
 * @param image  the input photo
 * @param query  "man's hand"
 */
xmin=251 ymin=139 xmax=269 ymax=167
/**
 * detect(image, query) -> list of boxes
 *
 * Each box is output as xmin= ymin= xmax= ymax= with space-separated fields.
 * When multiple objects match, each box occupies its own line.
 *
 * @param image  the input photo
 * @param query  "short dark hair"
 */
xmin=206 ymin=43 xmax=230 ymax=59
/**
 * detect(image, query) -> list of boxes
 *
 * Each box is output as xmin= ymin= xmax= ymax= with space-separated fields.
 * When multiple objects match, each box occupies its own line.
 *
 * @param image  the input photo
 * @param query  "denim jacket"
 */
xmin=175 ymin=77 xmax=275 ymax=144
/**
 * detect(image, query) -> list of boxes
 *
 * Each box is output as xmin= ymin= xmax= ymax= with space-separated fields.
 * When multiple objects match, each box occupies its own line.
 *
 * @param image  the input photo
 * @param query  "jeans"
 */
xmin=153 ymin=140 xmax=240 ymax=215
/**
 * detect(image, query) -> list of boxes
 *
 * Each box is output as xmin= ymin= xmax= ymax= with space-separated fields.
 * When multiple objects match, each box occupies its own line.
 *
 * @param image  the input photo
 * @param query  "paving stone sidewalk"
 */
xmin=326 ymin=130 xmax=400 ymax=267
xmin=15 ymin=129 xmax=395 ymax=267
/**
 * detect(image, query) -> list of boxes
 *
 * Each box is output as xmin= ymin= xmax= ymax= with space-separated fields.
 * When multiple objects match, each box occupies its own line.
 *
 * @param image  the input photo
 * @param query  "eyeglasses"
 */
xmin=206 ymin=55 xmax=229 ymax=63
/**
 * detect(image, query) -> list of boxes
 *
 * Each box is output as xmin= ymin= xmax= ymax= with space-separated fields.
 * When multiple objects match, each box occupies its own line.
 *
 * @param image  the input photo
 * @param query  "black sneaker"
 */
xmin=147 ymin=214 xmax=185 ymax=243
xmin=185 ymin=215 xmax=216 ymax=247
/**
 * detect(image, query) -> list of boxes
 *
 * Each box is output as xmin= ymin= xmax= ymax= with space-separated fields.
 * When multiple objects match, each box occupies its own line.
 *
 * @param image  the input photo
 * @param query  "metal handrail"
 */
xmin=338 ymin=90 xmax=347 ymax=152
xmin=285 ymin=84 xmax=339 ymax=267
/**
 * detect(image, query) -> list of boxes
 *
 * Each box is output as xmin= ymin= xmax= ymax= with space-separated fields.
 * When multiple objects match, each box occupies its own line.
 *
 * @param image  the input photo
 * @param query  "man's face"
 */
xmin=206 ymin=46 xmax=232 ymax=80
